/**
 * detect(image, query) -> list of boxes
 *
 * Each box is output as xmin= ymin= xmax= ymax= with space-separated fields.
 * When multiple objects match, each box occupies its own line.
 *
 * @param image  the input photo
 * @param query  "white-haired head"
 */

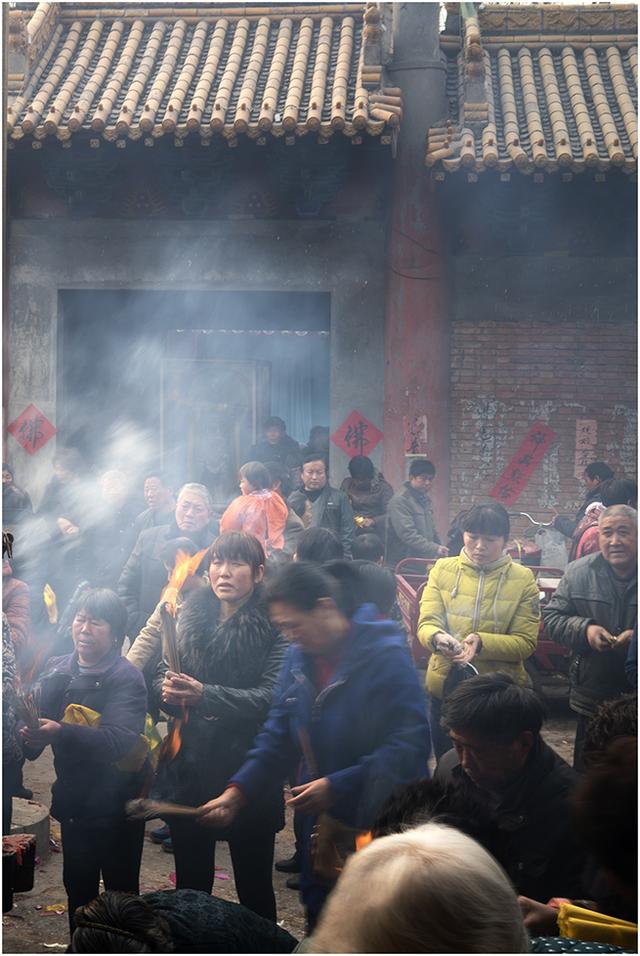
xmin=599 ymin=504 xmax=637 ymax=527
xmin=177 ymin=483 xmax=213 ymax=513
xmin=175 ymin=483 xmax=213 ymax=534
xmin=306 ymin=822 xmax=529 ymax=953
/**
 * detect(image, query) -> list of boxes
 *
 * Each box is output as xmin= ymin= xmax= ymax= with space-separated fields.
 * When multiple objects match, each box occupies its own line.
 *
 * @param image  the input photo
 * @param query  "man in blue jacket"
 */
xmin=198 ymin=561 xmax=430 ymax=930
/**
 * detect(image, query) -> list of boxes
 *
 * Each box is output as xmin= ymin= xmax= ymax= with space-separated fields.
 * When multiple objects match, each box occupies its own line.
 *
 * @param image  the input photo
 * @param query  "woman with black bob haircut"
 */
xmin=21 ymin=589 xmax=149 ymax=935
xmin=462 ymin=502 xmax=511 ymax=539
xmin=152 ymin=531 xmax=287 ymax=921
xmin=418 ymin=501 xmax=540 ymax=759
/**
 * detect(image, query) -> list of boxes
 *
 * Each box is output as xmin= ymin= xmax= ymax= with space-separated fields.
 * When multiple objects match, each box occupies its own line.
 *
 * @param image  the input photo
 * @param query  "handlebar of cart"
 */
xmin=508 ymin=511 xmax=555 ymax=528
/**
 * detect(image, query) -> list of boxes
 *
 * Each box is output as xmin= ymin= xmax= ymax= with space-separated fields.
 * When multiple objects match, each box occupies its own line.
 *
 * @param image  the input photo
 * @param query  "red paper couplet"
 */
xmin=331 ymin=410 xmax=383 ymax=459
xmin=7 ymin=404 xmax=56 ymax=455
xmin=489 ymin=421 xmax=557 ymax=506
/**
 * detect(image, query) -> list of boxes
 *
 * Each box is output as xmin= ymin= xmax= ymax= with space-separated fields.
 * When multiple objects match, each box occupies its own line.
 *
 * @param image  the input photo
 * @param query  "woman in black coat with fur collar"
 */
xmin=152 ymin=532 xmax=286 ymax=921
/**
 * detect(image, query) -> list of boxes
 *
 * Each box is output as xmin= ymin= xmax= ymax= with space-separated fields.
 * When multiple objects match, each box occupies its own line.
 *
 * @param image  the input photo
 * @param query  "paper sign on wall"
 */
xmin=403 ymin=415 xmax=428 ymax=455
xmin=574 ymin=419 xmax=597 ymax=478
xmin=489 ymin=421 xmax=557 ymax=506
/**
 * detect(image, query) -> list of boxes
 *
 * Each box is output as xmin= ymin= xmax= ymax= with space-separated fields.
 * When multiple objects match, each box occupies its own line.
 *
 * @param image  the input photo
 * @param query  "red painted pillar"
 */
xmin=383 ymin=4 xmax=450 ymax=530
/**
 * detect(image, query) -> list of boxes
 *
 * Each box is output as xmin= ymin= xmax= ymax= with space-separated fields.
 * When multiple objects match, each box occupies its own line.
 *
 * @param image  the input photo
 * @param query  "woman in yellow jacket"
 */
xmin=418 ymin=503 xmax=540 ymax=758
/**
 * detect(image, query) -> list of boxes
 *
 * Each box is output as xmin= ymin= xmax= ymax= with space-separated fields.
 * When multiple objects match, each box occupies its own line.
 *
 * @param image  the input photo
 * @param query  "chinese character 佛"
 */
xmin=18 ymin=415 xmax=45 ymax=451
xmin=344 ymin=421 xmax=370 ymax=454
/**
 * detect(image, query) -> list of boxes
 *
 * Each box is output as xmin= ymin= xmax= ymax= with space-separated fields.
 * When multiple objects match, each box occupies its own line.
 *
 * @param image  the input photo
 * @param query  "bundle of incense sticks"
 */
xmin=160 ymin=602 xmax=181 ymax=674
xmin=126 ymin=798 xmax=202 ymax=821
xmin=17 ymin=689 xmax=40 ymax=730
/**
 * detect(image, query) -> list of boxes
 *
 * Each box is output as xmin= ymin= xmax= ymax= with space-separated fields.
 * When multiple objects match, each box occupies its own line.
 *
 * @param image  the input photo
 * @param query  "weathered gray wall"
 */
xmin=7 ymin=218 xmax=385 ymax=501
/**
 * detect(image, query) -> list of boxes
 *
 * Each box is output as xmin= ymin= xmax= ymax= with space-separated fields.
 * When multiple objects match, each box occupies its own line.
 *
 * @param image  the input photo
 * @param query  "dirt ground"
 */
xmin=3 ymin=702 xmax=576 ymax=954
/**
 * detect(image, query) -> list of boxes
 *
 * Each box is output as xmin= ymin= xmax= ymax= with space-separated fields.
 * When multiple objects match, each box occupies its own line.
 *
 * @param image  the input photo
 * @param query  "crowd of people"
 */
xmin=2 ymin=420 xmax=637 ymax=953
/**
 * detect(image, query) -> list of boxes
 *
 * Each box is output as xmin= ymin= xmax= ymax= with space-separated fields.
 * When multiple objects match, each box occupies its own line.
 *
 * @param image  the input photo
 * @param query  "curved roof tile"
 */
xmin=7 ymin=2 xmax=401 ymax=146
xmin=428 ymin=3 xmax=637 ymax=175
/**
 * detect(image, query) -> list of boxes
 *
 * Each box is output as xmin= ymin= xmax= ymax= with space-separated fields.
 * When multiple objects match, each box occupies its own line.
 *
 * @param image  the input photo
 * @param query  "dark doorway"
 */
xmin=59 ymin=290 xmax=330 ymax=492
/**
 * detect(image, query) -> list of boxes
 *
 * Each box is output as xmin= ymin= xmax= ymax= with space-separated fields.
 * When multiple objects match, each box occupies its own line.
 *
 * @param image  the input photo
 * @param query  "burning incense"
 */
xmin=126 ymin=798 xmax=203 ymax=821
xmin=158 ymin=548 xmax=207 ymax=675
xmin=17 ymin=689 xmax=40 ymax=730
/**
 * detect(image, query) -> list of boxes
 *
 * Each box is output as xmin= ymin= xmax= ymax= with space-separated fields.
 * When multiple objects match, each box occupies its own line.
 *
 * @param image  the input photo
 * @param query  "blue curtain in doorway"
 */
xmin=191 ymin=330 xmax=330 ymax=445
xmin=269 ymin=334 xmax=329 ymax=444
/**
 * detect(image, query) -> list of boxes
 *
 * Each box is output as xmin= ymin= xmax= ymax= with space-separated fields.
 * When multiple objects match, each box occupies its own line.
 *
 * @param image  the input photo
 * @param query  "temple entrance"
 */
xmin=59 ymin=289 xmax=330 ymax=495
xmin=162 ymin=358 xmax=271 ymax=505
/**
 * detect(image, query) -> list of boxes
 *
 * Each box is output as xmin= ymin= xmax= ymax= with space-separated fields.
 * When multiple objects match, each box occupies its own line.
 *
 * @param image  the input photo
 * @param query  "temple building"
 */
xmin=5 ymin=1 xmax=637 ymax=522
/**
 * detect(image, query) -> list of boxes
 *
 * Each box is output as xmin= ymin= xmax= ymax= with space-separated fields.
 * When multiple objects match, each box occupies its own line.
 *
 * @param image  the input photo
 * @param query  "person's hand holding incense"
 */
xmin=162 ymin=671 xmax=204 ymax=707
xmin=451 ymin=633 xmax=481 ymax=666
xmin=287 ymin=776 xmax=334 ymax=814
xmin=20 ymin=718 xmax=62 ymax=748
xmin=198 ymin=787 xmax=246 ymax=828
xmin=613 ymin=628 xmax=634 ymax=650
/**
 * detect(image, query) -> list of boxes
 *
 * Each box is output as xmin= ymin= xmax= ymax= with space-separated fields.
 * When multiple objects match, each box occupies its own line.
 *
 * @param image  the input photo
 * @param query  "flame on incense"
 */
xmin=158 ymin=548 xmax=205 ymax=763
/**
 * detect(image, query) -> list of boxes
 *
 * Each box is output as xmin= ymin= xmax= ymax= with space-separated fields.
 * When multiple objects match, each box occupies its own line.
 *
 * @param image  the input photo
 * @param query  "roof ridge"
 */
xmin=55 ymin=4 xmax=367 ymax=20
xmin=444 ymin=2 xmax=637 ymax=40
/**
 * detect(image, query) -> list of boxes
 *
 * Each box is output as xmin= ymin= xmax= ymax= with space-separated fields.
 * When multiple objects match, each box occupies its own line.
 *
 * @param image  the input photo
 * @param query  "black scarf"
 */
xmin=176 ymin=585 xmax=277 ymax=685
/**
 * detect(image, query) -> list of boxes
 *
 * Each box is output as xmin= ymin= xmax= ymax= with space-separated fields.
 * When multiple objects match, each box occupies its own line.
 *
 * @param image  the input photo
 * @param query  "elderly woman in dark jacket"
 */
xmin=152 ymin=532 xmax=287 ymax=922
xmin=21 ymin=589 xmax=148 ymax=933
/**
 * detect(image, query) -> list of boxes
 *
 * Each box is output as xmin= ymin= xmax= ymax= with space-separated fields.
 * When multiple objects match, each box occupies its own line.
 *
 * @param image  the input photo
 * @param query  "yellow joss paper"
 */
xmin=62 ymin=703 xmax=101 ymax=726
xmin=61 ymin=704 xmax=156 ymax=772
xmin=144 ymin=713 xmax=163 ymax=769
xmin=43 ymin=583 xmax=58 ymax=624
xmin=557 ymin=902 xmax=637 ymax=950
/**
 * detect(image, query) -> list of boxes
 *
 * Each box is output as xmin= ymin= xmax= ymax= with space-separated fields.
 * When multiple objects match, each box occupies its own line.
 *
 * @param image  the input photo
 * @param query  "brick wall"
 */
xmin=448 ymin=312 xmax=637 ymax=531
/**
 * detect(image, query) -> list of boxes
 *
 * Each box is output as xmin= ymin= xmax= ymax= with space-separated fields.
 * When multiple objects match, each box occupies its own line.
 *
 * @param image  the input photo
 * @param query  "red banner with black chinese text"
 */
xmin=489 ymin=422 xmax=557 ymax=506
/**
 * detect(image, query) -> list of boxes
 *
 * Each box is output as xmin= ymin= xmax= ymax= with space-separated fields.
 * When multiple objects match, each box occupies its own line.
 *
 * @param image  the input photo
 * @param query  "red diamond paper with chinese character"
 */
xmin=331 ymin=411 xmax=383 ymax=458
xmin=8 ymin=404 xmax=56 ymax=455
xmin=489 ymin=421 xmax=557 ymax=506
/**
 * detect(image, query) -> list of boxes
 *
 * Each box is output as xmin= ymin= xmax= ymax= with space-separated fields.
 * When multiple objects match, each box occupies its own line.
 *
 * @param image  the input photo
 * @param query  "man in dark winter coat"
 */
xmin=543 ymin=505 xmax=637 ymax=769
xmin=249 ymin=417 xmax=301 ymax=470
xmin=118 ymin=483 xmax=217 ymax=639
xmin=435 ymin=674 xmax=587 ymax=903
xmin=288 ymin=455 xmax=355 ymax=559
xmin=198 ymin=562 xmax=430 ymax=931
xmin=131 ymin=471 xmax=176 ymax=541
xmin=553 ymin=461 xmax=615 ymax=539
xmin=385 ymin=459 xmax=448 ymax=567
xmin=340 ymin=455 xmax=394 ymax=538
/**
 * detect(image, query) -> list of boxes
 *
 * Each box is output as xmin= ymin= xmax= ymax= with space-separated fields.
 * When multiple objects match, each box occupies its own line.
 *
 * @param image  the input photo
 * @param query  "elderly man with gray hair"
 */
xmin=543 ymin=504 xmax=637 ymax=769
xmin=118 ymin=483 xmax=217 ymax=640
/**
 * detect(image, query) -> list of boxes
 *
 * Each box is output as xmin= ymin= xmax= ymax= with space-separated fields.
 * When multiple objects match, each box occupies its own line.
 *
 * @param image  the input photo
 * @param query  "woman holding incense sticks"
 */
xmin=197 ymin=560 xmax=430 ymax=933
xmin=20 ymin=588 xmax=148 ymax=934
xmin=152 ymin=531 xmax=287 ymax=921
